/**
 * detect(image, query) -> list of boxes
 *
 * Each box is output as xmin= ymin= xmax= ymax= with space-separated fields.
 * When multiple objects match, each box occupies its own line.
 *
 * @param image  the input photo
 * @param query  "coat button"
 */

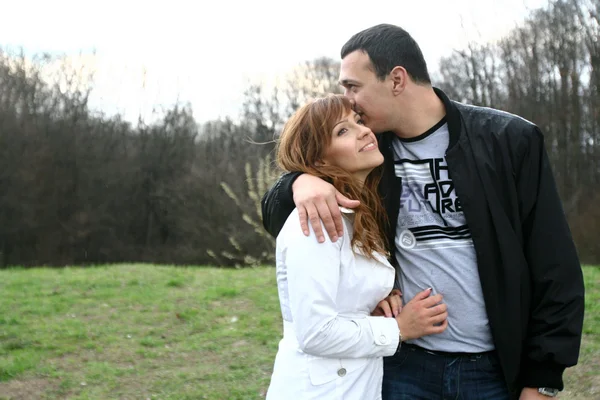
xmin=337 ymin=368 xmax=346 ymax=377
xmin=379 ymin=335 xmax=387 ymax=343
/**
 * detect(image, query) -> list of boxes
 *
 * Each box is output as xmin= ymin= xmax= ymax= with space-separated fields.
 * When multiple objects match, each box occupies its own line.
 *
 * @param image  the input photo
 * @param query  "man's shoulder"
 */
xmin=454 ymin=101 xmax=539 ymax=141
xmin=456 ymin=101 xmax=534 ymax=126
xmin=453 ymin=101 xmax=545 ymax=163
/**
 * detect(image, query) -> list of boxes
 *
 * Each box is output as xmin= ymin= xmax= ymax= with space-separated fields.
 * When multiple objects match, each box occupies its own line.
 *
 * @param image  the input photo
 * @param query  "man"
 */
xmin=261 ymin=24 xmax=584 ymax=400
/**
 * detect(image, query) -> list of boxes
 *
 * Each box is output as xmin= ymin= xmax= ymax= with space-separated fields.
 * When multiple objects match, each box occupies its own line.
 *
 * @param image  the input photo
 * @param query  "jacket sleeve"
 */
xmin=516 ymin=126 xmax=585 ymax=390
xmin=261 ymin=172 xmax=303 ymax=238
xmin=282 ymin=210 xmax=400 ymax=358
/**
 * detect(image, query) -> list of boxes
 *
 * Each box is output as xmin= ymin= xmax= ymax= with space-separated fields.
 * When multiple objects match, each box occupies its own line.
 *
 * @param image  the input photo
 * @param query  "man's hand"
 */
xmin=519 ymin=388 xmax=553 ymax=399
xmin=395 ymin=288 xmax=448 ymax=341
xmin=372 ymin=289 xmax=403 ymax=317
xmin=292 ymin=174 xmax=360 ymax=243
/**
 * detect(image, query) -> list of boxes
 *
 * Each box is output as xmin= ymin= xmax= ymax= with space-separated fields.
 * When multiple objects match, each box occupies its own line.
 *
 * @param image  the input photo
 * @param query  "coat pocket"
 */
xmin=307 ymin=356 xmax=368 ymax=386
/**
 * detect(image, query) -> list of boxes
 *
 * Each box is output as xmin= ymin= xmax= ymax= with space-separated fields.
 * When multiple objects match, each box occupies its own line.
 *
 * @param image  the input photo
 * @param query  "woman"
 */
xmin=266 ymin=95 xmax=447 ymax=400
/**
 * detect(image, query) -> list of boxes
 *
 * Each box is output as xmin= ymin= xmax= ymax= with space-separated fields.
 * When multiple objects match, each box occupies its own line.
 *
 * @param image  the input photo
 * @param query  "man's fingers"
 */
xmin=390 ymin=289 xmax=402 ymax=297
xmin=300 ymin=194 xmax=343 ymax=243
xmin=411 ymin=288 xmax=433 ymax=302
xmin=428 ymin=303 xmax=447 ymax=316
xmin=315 ymin=199 xmax=338 ymax=242
xmin=335 ymin=191 xmax=360 ymax=209
xmin=429 ymin=311 xmax=448 ymax=325
xmin=429 ymin=318 xmax=448 ymax=334
xmin=421 ymin=293 xmax=443 ymax=308
xmin=326 ymin=194 xmax=345 ymax=238
xmin=305 ymin=203 xmax=325 ymax=243
xmin=297 ymin=206 xmax=310 ymax=236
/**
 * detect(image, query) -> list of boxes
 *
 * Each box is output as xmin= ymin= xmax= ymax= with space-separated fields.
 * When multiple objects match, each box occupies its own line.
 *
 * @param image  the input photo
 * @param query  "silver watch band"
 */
xmin=538 ymin=387 xmax=559 ymax=397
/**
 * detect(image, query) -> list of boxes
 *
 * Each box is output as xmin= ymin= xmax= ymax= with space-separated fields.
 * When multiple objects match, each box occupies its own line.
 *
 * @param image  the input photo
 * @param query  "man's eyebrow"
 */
xmin=339 ymin=79 xmax=358 ymax=86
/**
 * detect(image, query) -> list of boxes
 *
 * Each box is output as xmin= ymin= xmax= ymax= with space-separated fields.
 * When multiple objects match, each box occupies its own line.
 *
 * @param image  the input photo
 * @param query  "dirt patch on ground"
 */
xmin=562 ymin=368 xmax=600 ymax=399
xmin=0 ymin=378 xmax=56 ymax=400
xmin=562 ymin=335 xmax=600 ymax=399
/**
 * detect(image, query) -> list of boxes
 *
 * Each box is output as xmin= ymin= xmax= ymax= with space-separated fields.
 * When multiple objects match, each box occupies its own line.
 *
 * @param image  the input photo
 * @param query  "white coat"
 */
xmin=266 ymin=208 xmax=400 ymax=400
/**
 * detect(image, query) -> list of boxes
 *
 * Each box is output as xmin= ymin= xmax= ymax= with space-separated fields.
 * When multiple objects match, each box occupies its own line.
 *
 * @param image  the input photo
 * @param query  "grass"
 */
xmin=0 ymin=264 xmax=598 ymax=400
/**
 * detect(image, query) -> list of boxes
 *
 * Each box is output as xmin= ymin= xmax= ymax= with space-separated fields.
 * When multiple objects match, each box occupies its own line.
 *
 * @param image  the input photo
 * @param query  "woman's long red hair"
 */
xmin=276 ymin=95 xmax=389 ymax=258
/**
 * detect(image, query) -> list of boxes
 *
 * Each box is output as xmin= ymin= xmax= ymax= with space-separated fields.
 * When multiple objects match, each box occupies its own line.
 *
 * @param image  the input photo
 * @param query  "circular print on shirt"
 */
xmin=399 ymin=229 xmax=417 ymax=249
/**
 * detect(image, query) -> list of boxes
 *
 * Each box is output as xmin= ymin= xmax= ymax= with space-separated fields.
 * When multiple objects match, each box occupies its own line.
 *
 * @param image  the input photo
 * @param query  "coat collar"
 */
xmin=378 ymin=87 xmax=462 ymax=153
xmin=433 ymin=87 xmax=462 ymax=152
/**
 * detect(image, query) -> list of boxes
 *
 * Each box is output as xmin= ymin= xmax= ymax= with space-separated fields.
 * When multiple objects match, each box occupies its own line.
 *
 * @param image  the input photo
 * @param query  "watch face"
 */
xmin=538 ymin=387 xmax=559 ymax=396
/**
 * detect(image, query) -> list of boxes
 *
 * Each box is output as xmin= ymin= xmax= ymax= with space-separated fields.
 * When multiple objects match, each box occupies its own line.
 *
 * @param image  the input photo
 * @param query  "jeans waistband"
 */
xmin=402 ymin=342 xmax=495 ymax=358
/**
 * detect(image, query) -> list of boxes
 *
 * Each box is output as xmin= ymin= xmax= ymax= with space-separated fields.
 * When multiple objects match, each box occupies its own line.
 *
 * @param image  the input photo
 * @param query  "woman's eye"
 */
xmin=337 ymin=128 xmax=347 ymax=136
xmin=357 ymin=119 xmax=365 ymax=125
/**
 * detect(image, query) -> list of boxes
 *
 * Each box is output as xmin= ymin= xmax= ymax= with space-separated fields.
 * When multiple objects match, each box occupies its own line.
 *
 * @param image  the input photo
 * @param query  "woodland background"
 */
xmin=0 ymin=0 xmax=598 ymax=268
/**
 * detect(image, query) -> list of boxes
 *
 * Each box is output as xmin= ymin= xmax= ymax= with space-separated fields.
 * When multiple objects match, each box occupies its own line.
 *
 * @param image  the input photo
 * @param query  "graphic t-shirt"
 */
xmin=393 ymin=118 xmax=494 ymax=352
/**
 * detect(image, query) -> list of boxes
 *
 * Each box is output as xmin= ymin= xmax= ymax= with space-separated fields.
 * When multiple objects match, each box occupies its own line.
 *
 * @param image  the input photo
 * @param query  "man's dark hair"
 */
xmin=341 ymin=24 xmax=431 ymax=84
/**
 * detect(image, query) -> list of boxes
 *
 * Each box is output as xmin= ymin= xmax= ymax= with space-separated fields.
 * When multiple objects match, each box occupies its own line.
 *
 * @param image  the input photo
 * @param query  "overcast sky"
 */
xmin=1 ymin=0 xmax=546 ymax=123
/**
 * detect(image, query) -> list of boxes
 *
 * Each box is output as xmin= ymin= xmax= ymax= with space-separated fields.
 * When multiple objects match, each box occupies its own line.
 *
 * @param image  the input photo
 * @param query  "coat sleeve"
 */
xmin=517 ymin=126 xmax=585 ymax=390
xmin=281 ymin=211 xmax=400 ymax=359
xmin=261 ymin=172 xmax=303 ymax=238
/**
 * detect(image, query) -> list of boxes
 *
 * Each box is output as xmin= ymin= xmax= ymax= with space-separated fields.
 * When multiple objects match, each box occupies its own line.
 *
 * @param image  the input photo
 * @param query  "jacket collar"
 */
xmin=433 ymin=87 xmax=462 ymax=151
xmin=378 ymin=87 xmax=462 ymax=152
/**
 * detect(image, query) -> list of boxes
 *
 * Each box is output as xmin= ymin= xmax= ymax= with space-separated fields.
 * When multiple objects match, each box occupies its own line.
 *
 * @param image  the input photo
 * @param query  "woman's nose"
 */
xmin=359 ymin=125 xmax=371 ymax=138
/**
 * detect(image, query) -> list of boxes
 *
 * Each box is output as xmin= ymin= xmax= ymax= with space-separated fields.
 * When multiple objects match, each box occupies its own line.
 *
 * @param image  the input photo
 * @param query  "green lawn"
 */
xmin=0 ymin=264 xmax=598 ymax=400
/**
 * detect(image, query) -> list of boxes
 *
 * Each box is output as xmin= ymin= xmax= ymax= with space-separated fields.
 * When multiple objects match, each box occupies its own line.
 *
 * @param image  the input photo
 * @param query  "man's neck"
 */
xmin=391 ymin=86 xmax=446 ymax=140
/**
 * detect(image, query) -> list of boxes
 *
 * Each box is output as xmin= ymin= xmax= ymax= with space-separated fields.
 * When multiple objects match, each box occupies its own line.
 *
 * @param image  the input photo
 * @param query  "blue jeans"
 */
xmin=382 ymin=343 xmax=510 ymax=400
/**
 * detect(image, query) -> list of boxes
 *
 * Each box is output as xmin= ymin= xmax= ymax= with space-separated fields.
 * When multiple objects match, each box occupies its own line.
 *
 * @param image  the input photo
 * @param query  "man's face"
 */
xmin=339 ymin=50 xmax=393 ymax=134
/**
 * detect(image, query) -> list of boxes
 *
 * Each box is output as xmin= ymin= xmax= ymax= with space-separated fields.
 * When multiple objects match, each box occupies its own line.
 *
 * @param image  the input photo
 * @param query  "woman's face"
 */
xmin=322 ymin=110 xmax=384 ymax=182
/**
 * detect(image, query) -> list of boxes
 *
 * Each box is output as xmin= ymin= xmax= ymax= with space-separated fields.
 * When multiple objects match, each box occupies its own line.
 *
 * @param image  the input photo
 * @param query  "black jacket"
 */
xmin=261 ymin=88 xmax=585 ymax=397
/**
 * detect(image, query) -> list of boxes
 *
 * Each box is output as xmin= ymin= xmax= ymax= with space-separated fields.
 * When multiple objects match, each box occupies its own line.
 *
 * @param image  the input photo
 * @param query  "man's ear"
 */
xmin=389 ymin=66 xmax=408 ymax=94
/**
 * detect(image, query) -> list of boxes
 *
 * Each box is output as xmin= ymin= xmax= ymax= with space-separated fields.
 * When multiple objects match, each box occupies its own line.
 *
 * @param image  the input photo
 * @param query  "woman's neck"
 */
xmin=354 ymin=173 xmax=367 ymax=190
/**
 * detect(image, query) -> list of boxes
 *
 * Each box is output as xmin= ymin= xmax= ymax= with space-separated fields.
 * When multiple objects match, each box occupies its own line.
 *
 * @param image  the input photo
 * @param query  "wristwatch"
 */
xmin=538 ymin=388 xmax=559 ymax=397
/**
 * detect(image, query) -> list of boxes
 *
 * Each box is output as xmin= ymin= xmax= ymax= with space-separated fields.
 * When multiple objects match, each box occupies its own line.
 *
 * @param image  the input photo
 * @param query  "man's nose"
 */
xmin=347 ymin=98 xmax=357 ymax=111
xmin=344 ymin=89 xmax=355 ymax=102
